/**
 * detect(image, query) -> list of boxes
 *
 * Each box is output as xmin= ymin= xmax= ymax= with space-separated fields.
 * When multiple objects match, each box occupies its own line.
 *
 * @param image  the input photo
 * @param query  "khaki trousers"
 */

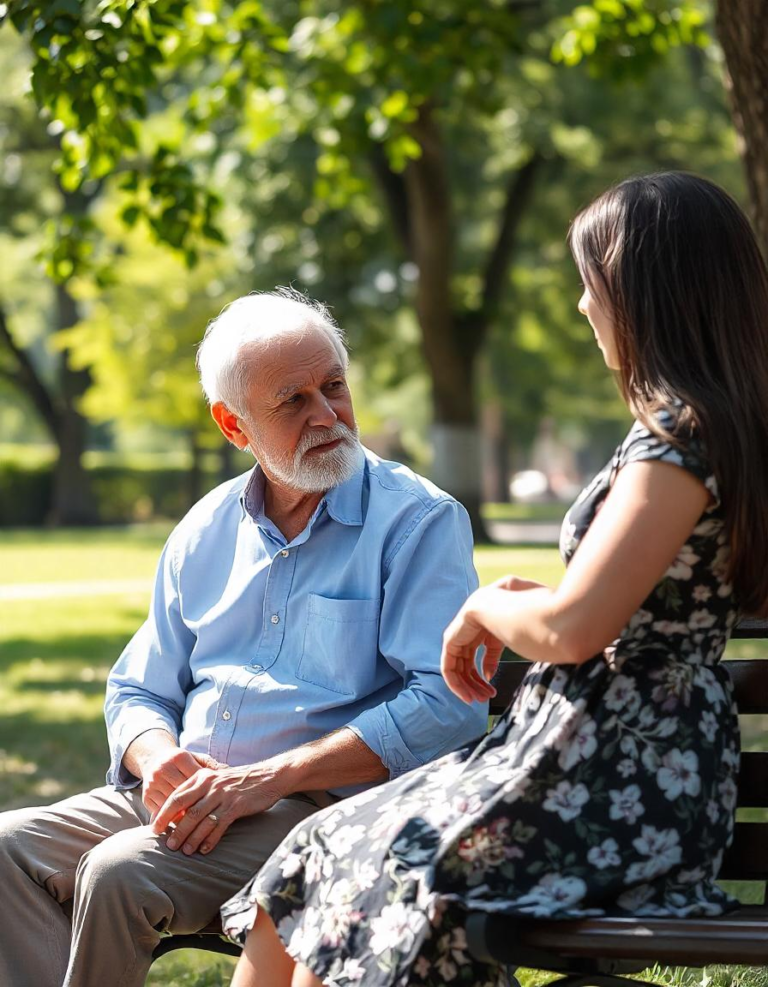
xmin=0 ymin=785 xmax=323 ymax=987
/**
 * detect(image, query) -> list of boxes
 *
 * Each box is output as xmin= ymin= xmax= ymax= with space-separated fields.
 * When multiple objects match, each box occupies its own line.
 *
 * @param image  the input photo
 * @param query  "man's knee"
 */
xmin=74 ymin=828 xmax=157 ymax=905
xmin=0 ymin=806 xmax=48 ymax=867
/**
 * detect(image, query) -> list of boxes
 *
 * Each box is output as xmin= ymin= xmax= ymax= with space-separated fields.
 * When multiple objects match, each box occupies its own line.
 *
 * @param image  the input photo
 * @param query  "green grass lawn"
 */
xmin=0 ymin=527 xmax=764 ymax=986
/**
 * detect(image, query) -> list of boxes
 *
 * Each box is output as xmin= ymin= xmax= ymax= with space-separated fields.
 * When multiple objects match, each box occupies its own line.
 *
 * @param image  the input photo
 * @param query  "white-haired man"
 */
xmin=0 ymin=289 xmax=486 ymax=987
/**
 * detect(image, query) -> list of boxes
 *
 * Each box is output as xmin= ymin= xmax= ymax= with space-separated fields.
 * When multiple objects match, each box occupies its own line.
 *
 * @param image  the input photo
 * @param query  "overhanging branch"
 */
xmin=480 ymin=152 xmax=543 ymax=322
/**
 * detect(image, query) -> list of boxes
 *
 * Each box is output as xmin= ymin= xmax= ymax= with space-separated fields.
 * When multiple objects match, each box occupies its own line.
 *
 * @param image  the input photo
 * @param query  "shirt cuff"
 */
xmin=106 ymin=714 xmax=180 ymax=790
xmin=346 ymin=704 xmax=422 ymax=780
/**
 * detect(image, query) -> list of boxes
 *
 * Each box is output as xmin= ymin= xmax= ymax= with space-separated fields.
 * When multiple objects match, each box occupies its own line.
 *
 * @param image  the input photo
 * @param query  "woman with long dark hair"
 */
xmin=221 ymin=172 xmax=768 ymax=987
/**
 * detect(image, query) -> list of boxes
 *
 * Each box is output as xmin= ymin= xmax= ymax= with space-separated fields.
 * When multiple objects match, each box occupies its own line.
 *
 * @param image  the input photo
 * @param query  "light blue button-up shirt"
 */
xmin=105 ymin=448 xmax=485 ymax=795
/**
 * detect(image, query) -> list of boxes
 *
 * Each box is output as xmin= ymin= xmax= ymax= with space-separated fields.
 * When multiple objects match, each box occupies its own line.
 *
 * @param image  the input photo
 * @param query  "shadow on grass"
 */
xmin=0 ymin=629 xmax=141 ymax=673
xmin=0 ymin=710 xmax=109 ymax=810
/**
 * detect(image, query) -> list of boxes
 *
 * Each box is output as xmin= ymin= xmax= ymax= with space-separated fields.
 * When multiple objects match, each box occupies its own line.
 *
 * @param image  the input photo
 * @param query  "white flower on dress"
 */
xmin=691 ymin=585 xmax=712 ymax=603
xmin=718 ymin=777 xmax=737 ymax=813
xmin=633 ymin=825 xmax=681 ymax=860
xmin=516 ymin=873 xmax=588 ymax=917
xmin=604 ymin=675 xmax=640 ymax=712
xmin=651 ymin=620 xmax=690 ymax=636
xmin=279 ymin=852 xmax=305 ymax=878
xmin=657 ymin=748 xmax=701 ymax=800
xmin=617 ymin=757 xmax=637 ymax=778
xmin=587 ymin=838 xmax=621 ymax=870
xmin=322 ymin=878 xmax=356 ymax=907
xmin=542 ymin=781 xmax=590 ymax=822
xmin=667 ymin=546 xmax=700 ymax=580
xmin=706 ymin=799 xmax=720 ymax=825
xmin=369 ymin=902 xmax=426 ymax=956
xmin=688 ymin=610 xmax=717 ymax=630
xmin=325 ymin=957 xmax=366 ymax=985
xmin=352 ymin=859 xmax=379 ymax=892
xmin=558 ymin=716 xmax=598 ymax=770
xmin=324 ymin=825 xmax=368 ymax=857
xmin=414 ymin=956 xmax=432 ymax=980
xmin=722 ymin=745 xmax=740 ymax=770
xmin=699 ymin=710 xmax=718 ymax=743
xmin=626 ymin=827 xmax=682 ymax=883
xmin=318 ymin=810 xmax=344 ymax=833
xmin=608 ymin=785 xmax=645 ymax=825
xmin=629 ymin=609 xmax=654 ymax=628
xmin=319 ymin=901 xmax=361 ymax=948
xmin=286 ymin=906 xmax=322 ymax=962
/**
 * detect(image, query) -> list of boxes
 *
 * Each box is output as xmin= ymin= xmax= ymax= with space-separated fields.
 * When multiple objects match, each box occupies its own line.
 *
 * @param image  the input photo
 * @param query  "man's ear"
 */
xmin=211 ymin=402 xmax=248 ymax=449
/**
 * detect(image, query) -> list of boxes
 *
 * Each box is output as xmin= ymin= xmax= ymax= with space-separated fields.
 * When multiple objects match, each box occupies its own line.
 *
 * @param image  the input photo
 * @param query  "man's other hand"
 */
xmin=151 ymin=761 xmax=285 ymax=856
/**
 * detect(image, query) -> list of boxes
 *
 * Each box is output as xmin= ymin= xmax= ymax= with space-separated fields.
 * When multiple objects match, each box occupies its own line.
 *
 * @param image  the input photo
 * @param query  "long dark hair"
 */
xmin=569 ymin=172 xmax=768 ymax=616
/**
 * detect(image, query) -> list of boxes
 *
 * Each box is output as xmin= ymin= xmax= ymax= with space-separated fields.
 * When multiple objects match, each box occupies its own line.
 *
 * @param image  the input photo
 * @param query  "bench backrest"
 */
xmin=491 ymin=616 xmax=768 ymax=895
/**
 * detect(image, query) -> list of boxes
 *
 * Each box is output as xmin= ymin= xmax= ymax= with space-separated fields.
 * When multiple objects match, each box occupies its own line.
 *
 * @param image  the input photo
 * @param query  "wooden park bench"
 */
xmin=152 ymin=616 xmax=768 ymax=986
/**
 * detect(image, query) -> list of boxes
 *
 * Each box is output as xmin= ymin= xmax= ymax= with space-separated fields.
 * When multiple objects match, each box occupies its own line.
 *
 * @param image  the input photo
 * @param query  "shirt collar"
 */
xmin=239 ymin=456 xmax=365 ymax=528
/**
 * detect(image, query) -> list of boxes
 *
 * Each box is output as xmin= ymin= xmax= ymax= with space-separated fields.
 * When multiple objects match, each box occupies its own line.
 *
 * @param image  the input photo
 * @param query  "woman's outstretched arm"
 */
xmin=442 ymin=459 xmax=711 ymax=703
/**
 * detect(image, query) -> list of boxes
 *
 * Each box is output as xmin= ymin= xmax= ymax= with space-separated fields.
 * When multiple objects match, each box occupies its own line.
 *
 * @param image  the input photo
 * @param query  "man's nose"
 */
xmin=577 ymin=290 xmax=588 ymax=316
xmin=308 ymin=394 xmax=338 ymax=427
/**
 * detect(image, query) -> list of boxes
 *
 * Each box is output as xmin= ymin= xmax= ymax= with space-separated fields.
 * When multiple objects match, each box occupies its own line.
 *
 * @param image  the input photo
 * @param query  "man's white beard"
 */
xmin=250 ymin=422 xmax=364 ymax=493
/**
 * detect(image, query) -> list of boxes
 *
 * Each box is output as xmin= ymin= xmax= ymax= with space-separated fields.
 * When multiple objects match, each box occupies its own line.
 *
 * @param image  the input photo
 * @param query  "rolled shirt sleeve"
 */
xmin=104 ymin=538 xmax=194 ymax=788
xmin=346 ymin=498 xmax=487 ymax=779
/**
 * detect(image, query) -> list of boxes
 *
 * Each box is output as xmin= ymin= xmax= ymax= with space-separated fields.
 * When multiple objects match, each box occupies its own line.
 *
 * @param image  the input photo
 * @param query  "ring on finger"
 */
xmin=207 ymin=812 xmax=219 ymax=824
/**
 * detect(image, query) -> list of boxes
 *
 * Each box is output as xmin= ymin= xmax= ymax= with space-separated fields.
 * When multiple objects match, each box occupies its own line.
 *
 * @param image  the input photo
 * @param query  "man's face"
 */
xmin=238 ymin=328 xmax=362 ymax=493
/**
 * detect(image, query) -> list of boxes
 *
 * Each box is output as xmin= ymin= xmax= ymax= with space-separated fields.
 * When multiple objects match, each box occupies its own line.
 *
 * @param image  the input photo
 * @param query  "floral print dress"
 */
xmin=221 ymin=411 xmax=741 ymax=987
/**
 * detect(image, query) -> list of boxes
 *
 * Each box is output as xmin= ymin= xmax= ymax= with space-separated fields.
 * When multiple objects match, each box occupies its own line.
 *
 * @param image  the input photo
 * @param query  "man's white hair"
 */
xmin=197 ymin=287 xmax=349 ymax=418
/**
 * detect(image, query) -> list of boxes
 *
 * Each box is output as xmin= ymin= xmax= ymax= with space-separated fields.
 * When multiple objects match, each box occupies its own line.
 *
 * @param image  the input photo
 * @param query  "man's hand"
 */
xmin=122 ymin=729 xmax=222 ymax=818
xmin=151 ymin=761 xmax=285 ymax=856
xmin=140 ymin=748 xmax=222 ymax=819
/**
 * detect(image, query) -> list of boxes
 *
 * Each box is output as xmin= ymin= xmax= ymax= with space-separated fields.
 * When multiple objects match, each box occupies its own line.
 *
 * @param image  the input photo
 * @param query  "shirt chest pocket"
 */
xmin=297 ymin=594 xmax=381 ymax=696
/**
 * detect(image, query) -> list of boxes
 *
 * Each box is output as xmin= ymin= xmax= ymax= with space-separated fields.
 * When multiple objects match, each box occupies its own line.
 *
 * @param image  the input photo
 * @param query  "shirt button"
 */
xmin=280 ymin=549 xmax=289 ymax=558
xmin=271 ymin=614 xmax=280 ymax=624
xmin=222 ymin=711 xmax=231 ymax=721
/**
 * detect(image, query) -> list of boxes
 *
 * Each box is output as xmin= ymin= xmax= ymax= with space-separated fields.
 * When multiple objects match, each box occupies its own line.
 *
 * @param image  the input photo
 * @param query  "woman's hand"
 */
xmin=441 ymin=577 xmax=546 ymax=704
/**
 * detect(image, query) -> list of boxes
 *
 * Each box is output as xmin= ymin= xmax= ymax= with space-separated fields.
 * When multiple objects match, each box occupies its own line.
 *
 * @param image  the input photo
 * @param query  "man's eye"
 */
xmin=327 ymin=380 xmax=344 ymax=390
xmin=284 ymin=394 xmax=301 ymax=405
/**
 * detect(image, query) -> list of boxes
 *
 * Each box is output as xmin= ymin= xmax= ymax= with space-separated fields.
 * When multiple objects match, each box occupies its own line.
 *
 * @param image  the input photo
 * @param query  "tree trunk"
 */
xmin=48 ymin=282 xmax=99 ymax=526
xmin=716 ymin=1 xmax=768 ymax=255
xmin=403 ymin=105 xmax=489 ymax=539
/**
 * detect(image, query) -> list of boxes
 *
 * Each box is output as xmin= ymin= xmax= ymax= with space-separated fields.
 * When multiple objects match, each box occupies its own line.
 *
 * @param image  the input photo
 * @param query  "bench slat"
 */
xmin=468 ymin=906 xmax=768 ymax=968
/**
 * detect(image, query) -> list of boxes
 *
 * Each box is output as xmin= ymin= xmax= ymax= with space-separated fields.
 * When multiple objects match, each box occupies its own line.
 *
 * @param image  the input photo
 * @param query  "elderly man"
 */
xmin=0 ymin=289 xmax=485 ymax=987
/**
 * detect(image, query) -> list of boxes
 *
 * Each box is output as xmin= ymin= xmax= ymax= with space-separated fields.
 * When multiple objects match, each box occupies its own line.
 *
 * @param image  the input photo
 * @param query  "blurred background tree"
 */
xmin=0 ymin=0 xmax=753 ymax=534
